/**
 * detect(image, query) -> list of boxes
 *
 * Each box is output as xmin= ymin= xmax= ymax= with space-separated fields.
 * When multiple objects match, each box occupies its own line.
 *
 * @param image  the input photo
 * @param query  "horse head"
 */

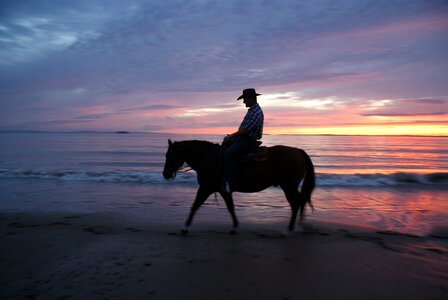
xmin=163 ymin=139 xmax=184 ymax=179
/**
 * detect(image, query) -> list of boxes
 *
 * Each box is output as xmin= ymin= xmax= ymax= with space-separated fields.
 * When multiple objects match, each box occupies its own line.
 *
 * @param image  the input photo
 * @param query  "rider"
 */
xmin=223 ymin=88 xmax=264 ymax=192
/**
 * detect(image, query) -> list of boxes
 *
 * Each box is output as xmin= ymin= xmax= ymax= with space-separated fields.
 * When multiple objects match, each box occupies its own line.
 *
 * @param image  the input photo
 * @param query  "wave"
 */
xmin=0 ymin=168 xmax=190 ymax=185
xmin=317 ymin=172 xmax=448 ymax=187
xmin=1 ymin=168 xmax=447 ymax=188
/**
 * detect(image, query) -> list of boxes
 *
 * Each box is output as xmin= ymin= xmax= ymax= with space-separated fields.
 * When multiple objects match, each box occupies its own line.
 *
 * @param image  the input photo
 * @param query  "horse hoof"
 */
xmin=282 ymin=230 xmax=292 ymax=238
xmin=229 ymin=229 xmax=237 ymax=235
xmin=180 ymin=229 xmax=189 ymax=235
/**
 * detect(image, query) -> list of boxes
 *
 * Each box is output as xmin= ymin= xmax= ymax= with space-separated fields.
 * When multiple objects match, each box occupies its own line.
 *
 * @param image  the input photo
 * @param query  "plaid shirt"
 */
xmin=239 ymin=103 xmax=264 ymax=140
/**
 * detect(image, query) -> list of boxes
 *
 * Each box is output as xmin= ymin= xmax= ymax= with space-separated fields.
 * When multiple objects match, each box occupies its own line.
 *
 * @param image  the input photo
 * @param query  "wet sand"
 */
xmin=1 ymin=211 xmax=447 ymax=299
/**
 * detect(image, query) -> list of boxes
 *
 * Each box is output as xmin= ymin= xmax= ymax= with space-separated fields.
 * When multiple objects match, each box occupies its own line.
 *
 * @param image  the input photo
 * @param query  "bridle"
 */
xmin=171 ymin=165 xmax=193 ymax=179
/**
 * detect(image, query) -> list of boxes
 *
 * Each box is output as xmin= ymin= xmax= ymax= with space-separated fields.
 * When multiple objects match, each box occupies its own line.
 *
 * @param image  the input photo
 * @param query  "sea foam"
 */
xmin=1 ymin=168 xmax=447 ymax=188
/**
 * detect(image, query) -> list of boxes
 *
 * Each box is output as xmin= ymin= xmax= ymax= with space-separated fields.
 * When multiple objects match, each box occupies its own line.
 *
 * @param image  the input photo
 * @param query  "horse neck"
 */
xmin=178 ymin=141 xmax=220 ymax=170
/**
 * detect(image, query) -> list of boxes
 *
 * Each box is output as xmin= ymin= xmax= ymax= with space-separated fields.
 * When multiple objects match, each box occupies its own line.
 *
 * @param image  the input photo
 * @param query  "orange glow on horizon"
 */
xmin=266 ymin=124 xmax=448 ymax=136
xmin=157 ymin=124 xmax=448 ymax=136
xmin=156 ymin=125 xmax=448 ymax=136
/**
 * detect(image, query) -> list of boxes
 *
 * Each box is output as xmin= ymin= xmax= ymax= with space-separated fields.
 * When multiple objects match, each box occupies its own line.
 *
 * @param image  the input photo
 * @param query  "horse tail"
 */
xmin=298 ymin=149 xmax=316 ymax=211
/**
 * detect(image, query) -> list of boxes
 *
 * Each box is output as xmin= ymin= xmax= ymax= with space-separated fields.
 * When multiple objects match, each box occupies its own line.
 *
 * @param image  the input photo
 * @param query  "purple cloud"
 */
xmin=362 ymin=99 xmax=448 ymax=117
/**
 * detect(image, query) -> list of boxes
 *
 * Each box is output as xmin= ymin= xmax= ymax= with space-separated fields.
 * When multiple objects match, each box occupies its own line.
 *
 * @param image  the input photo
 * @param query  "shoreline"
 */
xmin=1 ymin=177 xmax=447 ymax=238
xmin=1 ymin=211 xmax=447 ymax=299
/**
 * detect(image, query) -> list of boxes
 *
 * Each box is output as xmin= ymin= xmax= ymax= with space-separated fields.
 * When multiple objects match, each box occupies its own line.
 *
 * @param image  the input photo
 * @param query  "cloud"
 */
xmin=0 ymin=1 xmax=109 ymax=65
xmin=74 ymin=113 xmax=119 ymax=120
xmin=11 ymin=118 xmax=93 ymax=129
xmin=362 ymin=111 xmax=447 ymax=117
xmin=120 ymin=104 xmax=181 ymax=112
xmin=361 ymin=99 xmax=448 ymax=117
xmin=403 ymin=99 xmax=447 ymax=105
xmin=0 ymin=0 xmax=447 ymax=133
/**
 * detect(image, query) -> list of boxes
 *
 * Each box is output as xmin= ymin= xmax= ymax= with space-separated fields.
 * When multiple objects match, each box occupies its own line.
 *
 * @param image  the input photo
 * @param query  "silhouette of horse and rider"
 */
xmin=163 ymin=89 xmax=315 ymax=233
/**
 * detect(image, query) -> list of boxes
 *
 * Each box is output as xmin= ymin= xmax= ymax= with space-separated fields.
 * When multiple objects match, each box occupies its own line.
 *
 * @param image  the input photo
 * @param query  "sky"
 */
xmin=1 ymin=0 xmax=447 ymax=136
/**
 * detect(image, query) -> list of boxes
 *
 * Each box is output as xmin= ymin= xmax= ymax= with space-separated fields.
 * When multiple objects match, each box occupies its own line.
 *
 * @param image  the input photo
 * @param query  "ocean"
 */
xmin=1 ymin=132 xmax=447 ymax=236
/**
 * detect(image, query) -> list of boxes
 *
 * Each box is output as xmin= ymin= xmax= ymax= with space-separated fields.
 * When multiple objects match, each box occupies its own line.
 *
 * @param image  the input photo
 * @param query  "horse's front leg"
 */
xmin=219 ymin=191 xmax=239 ymax=233
xmin=183 ymin=186 xmax=213 ymax=234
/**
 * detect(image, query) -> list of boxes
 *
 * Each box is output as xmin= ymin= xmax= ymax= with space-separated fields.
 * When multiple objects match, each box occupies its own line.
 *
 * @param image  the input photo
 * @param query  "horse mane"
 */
xmin=175 ymin=140 xmax=221 ymax=151
xmin=173 ymin=140 xmax=221 ymax=166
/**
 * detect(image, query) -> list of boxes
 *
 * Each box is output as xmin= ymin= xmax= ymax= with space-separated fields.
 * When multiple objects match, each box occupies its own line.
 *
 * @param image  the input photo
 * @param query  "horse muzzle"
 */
xmin=163 ymin=168 xmax=176 ymax=180
xmin=163 ymin=170 xmax=172 ymax=179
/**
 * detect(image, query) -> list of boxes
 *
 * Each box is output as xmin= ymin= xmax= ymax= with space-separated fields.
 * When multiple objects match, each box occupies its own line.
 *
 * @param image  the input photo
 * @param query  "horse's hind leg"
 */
xmin=184 ymin=186 xmax=213 ymax=233
xmin=219 ymin=191 xmax=239 ymax=232
xmin=298 ymin=192 xmax=308 ymax=225
xmin=281 ymin=184 xmax=300 ymax=232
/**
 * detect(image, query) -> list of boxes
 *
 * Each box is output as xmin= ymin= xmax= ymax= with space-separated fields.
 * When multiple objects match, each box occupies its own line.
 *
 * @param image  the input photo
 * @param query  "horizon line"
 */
xmin=1 ymin=129 xmax=447 ymax=138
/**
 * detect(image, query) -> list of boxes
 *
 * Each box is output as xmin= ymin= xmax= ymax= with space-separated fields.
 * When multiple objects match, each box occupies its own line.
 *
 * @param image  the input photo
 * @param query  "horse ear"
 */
xmin=168 ymin=139 xmax=173 ymax=146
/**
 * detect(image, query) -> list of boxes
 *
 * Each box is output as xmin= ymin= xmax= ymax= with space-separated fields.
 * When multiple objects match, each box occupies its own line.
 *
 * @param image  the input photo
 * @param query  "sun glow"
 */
xmin=266 ymin=124 xmax=448 ymax=136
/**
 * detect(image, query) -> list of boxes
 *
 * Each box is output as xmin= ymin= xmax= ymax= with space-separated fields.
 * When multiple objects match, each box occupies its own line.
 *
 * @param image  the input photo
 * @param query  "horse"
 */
xmin=162 ymin=139 xmax=315 ymax=233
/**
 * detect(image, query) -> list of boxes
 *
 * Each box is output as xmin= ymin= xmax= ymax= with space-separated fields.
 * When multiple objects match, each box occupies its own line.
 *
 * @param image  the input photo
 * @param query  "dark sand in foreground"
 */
xmin=1 ymin=212 xmax=447 ymax=300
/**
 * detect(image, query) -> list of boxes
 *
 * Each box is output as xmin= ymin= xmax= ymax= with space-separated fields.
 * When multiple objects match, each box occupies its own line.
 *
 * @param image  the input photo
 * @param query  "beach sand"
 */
xmin=1 ymin=211 xmax=447 ymax=300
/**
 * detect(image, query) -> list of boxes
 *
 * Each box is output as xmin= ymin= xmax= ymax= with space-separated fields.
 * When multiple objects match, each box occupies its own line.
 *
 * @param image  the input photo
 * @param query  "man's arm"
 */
xmin=223 ymin=128 xmax=249 ymax=144
xmin=228 ymin=127 xmax=249 ymax=138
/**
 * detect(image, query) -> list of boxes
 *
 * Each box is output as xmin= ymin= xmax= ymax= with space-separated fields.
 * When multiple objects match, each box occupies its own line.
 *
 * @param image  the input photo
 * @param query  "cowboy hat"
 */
xmin=237 ymin=88 xmax=262 ymax=100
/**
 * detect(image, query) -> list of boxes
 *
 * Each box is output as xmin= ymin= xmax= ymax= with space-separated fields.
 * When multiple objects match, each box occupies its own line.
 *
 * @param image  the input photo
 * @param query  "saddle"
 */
xmin=240 ymin=141 xmax=268 ymax=162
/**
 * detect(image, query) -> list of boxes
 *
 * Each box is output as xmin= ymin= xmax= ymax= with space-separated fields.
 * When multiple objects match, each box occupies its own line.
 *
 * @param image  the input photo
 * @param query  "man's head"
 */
xmin=237 ymin=88 xmax=261 ymax=107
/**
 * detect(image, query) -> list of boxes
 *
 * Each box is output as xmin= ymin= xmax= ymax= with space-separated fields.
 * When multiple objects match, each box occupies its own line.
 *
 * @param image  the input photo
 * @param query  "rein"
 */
xmin=172 ymin=165 xmax=193 ymax=179
xmin=178 ymin=165 xmax=193 ymax=173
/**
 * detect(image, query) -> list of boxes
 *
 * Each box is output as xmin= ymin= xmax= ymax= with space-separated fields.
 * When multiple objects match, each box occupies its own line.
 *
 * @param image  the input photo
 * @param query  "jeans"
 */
xmin=223 ymin=136 xmax=256 ymax=189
